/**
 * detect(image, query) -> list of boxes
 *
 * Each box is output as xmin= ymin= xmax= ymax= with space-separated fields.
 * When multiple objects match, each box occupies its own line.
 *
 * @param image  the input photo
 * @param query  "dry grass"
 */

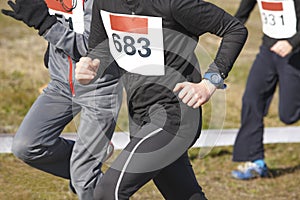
xmin=1 ymin=0 xmax=300 ymax=133
xmin=1 ymin=143 xmax=300 ymax=200
xmin=0 ymin=1 xmax=49 ymax=132
xmin=192 ymin=144 xmax=300 ymax=200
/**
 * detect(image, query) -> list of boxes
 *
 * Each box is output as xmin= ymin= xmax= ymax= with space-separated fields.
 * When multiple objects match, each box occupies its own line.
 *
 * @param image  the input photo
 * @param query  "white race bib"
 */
xmin=257 ymin=0 xmax=297 ymax=38
xmin=101 ymin=10 xmax=165 ymax=76
xmin=45 ymin=0 xmax=85 ymax=34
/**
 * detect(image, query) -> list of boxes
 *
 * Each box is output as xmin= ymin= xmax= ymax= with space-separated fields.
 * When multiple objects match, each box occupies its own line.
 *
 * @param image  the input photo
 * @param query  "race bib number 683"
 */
xmin=101 ymin=10 xmax=165 ymax=76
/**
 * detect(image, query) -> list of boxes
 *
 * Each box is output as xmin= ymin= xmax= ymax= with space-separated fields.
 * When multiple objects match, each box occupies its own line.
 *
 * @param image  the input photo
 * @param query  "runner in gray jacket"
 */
xmin=2 ymin=0 xmax=122 ymax=199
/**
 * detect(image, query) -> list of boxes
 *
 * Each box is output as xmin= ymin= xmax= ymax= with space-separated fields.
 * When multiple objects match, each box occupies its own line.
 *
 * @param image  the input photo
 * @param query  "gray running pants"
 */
xmin=12 ymin=79 xmax=122 ymax=200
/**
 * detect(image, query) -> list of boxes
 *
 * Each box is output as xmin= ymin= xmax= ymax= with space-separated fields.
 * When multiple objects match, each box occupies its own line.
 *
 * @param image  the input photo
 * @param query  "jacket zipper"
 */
xmin=67 ymin=0 xmax=85 ymax=97
xmin=68 ymin=56 xmax=75 ymax=96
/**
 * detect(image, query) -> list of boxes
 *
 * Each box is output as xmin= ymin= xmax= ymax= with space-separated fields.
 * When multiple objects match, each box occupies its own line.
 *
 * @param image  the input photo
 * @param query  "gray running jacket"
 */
xmin=43 ymin=0 xmax=92 ymax=96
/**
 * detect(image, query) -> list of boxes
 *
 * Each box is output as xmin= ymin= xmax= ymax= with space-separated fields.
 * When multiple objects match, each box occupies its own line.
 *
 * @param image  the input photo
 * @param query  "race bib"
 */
xmin=101 ymin=10 xmax=165 ymax=76
xmin=257 ymin=0 xmax=297 ymax=38
xmin=45 ymin=0 xmax=85 ymax=34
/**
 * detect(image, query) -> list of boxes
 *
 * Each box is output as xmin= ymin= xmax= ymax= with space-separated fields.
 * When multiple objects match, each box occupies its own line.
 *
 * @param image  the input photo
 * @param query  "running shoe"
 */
xmin=231 ymin=161 xmax=268 ymax=180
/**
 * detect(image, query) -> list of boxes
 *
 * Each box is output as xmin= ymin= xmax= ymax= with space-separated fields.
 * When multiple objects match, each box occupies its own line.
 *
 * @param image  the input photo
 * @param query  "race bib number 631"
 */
xmin=101 ymin=10 xmax=165 ymax=76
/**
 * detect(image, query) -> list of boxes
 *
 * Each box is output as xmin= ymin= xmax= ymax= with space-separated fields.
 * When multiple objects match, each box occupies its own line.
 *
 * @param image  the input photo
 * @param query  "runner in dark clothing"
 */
xmin=231 ymin=0 xmax=300 ymax=180
xmin=76 ymin=0 xmax=247 ymax=199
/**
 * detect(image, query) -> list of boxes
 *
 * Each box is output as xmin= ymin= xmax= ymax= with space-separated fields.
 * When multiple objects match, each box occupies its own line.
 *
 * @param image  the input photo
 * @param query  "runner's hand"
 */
xmin=75 ymin=57 xmax=100 ymax=85
xmin=1 ymin=0 xmax=57 ymax=35
xmin=270 ymin=40 xmax=293 ymax=57
xmin=173 ymin=79 xmax=216 ymax=108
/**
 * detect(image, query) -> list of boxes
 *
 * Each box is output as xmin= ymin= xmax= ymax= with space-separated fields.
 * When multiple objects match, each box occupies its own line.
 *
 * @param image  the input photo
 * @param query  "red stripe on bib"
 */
xmin=261 ymin=1 xmax=283 ymax=11
xmin=45 ymin=0 xmax=73 ymax=14
xmin=110 ymin=14 xmax=148 ymax=34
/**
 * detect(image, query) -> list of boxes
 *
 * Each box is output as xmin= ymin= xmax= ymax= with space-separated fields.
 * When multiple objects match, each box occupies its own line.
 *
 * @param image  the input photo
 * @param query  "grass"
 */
xmin=0 ymin=154 xmax=74 ymax=200
xmin=0 ymin=0 xmax=299 ymax=134
xmin=0 ymin=2 xmax=49 ymax=133
xmin=191 ymin=144 xmax=300 ymax=200
xmin=1 ymin=143 xmax=300 ymax=199
xmin=1 ymin=0 xmax=300 ymax=199
xmin=1 ymin=0 xmax=300 ymax=133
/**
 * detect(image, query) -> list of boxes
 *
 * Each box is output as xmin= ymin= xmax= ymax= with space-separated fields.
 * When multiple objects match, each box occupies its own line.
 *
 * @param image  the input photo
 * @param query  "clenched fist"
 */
xmin=270 ymin=40 xmax=293 ymax=57
xmin=75 ymin=57 xmax=100 ymax=85
xmin=173 ymin=79 xmax=216 ymax=109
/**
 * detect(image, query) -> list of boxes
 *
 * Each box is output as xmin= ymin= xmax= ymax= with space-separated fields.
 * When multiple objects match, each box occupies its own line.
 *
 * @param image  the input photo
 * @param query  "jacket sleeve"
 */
xmin=170 ymin=0 xmax=248 ymax=79
xmin=88 ymin=0 xmax=107 ymax=52
xmin=42 ymin=0 xmax=92 ymax=61
xmin=234 ymin=0 xmax=257 ymax=24
xmin=87 ymin=0 xmax=114 ymax=77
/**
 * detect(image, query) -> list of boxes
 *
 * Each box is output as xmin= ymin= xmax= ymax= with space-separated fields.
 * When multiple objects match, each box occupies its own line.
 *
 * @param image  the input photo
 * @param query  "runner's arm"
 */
xmin=171 ymin=0 xmax=248 ymax=79
xmin=83 ymin=0 xmax=115 ymax=77
xmin=43 ymin=1 xmax=93 ymax=61
xmin=234 ymin=0 xmax=257 ymax=24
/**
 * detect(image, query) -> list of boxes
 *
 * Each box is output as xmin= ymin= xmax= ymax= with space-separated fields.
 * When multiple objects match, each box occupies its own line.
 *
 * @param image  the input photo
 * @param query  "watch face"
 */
xmin=211 ymin=74 xmax=221 ymax=84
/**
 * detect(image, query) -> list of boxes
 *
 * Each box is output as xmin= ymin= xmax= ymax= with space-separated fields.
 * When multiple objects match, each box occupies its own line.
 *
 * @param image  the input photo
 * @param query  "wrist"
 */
xmin=38 ymin=15 xmax=57 ymax=36
xmin=203 ymin=72 xmax=226 ymax=89
xmin=202 ymin=79 xmax=217 ymax=93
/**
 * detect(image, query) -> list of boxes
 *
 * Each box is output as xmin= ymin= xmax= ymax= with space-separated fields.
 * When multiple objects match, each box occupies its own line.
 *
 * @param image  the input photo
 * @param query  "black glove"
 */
xmin=2 ymin=0 xmax=57 ymax=35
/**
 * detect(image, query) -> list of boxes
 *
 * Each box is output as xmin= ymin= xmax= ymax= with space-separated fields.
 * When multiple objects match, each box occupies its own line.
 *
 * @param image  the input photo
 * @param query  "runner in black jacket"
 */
xmin=231 ymin=0 xmax=300 ymax=180
xmin=76 ymin=0 xmax=247 ymax=199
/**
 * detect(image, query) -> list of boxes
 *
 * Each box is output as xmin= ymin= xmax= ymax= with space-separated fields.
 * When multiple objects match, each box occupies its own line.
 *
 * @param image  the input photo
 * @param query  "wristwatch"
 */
xmin=203 ymin=72 xmax=226 ymax=89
